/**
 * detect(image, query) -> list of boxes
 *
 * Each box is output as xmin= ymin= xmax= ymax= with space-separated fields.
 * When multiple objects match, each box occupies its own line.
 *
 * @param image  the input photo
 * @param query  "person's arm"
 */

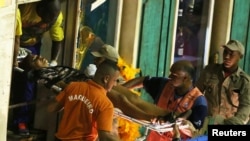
xmin=51 ymin=40 xmax=62 ymax=62
xmin=47 ymin=98 xmax=63 ymax=113
xmin=189 ymin=96 xmax=208 ymax=129
xmin=49 ymin=12 xmax=64 ymax=64
xmin=172 ymin=124 xmax=181 ymax=141
xmin=98 ymin=130 xmax=121 ymax=141
xmin=13 ymin=9 xmax=22 ymax=67
xmin=224 ymin=79 xmax=250 ymax=124
xmin=13 ymin=36 xmax=20 ymax=67
xmin=47 ymin=84 xmax=67 ymax=113
xmin=111 ymin=85 xmax=169 ymax=120
xmin=97 ymin=102 xmax=121 ymax=141
xmin=108 ymin=88 xmax=156 ymax=121
xmin=122 ymin=76 xmax=146 ymax=89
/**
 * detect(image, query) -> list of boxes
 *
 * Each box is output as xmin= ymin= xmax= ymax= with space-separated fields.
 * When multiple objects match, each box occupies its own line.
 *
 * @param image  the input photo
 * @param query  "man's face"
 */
xmin=168 ymin=70 xmax=186 ymax=88
xmin=105 ymin=71 xmax=120 ymax=92
xmin=223 ymin=47 xmax=241 ymax=69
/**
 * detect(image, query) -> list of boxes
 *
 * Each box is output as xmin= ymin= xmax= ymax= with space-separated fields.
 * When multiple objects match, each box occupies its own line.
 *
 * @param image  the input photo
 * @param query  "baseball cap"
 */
xmin=91 ymin=44 xmax=119 ymax=62
xmin=222 ymin=40 xmax=244 ymax=55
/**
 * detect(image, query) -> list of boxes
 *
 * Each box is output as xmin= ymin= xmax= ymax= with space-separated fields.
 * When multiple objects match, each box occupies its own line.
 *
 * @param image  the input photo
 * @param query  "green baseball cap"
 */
xmin=222 ymin=40 xmax=244 ymax=55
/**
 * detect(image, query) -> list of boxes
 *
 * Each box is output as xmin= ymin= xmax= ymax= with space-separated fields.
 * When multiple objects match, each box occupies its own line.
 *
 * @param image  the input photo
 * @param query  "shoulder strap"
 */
xmin=157 ymin=82 xmax=175 ymax=109
xmin=177 ymin=87 xmax=203 ymax=112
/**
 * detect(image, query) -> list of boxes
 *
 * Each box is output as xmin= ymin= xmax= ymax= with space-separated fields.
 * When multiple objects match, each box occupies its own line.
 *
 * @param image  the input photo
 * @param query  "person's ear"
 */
xmin=240 ymin=54 xmax=243 ymax=59
xmin=103 ymin=75 xmax=110 ymax=84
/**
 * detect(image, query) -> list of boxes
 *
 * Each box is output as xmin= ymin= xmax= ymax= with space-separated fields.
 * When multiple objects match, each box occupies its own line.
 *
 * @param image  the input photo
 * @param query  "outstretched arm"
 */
xmin=109 ymin=85 xmax=169 ymax=121
xmin=108 ymin=89 xmax=155 ymax=121
xmin=47 ymin=98 xmax=63 ymax=113
xmin=122 ymin=76 xmax=146 ymax=89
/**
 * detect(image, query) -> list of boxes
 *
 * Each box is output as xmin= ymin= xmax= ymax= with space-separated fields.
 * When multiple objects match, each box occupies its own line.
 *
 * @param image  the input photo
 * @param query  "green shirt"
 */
xmin=196 ymin=64 xmax=250 ymax=124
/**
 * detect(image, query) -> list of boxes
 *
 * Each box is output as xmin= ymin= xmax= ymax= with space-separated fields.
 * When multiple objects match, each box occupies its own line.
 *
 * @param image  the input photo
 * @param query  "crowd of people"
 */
xmin=9 ymin=0 xmax=250 ymax=140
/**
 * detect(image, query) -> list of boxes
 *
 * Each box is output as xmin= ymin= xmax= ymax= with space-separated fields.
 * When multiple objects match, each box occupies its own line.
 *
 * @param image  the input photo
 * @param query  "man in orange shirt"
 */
xmin=47 ymin=60 xmax=121 ymax=141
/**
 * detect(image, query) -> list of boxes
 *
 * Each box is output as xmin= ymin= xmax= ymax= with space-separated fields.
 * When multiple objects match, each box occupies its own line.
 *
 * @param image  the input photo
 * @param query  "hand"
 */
xmin=50 ymin=60 xmax=58 ymax=67
xmin=13 ymin=60 xmax=19 ymax=67
xmin=154 ymin=112 xmax=176 ymax=124
xmin=172 ymin=123 xmax=181 ymax=139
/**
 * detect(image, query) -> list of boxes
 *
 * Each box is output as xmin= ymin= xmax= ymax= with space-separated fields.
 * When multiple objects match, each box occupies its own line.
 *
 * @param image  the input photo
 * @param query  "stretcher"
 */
xmin=13 ymin=66 xmax=189 ymax=134
xmin=114 ymin=109 xmax=189 ymax=133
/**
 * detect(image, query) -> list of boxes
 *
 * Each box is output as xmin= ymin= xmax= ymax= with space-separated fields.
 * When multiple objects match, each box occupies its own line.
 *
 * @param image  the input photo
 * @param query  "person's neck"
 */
xmin=175 ymin=83 xmax=193 ymax=96
xmin=92 ymin=77 xmax=104 ymax=87
xmin=223 ymin=65 xmax=238 ymax=74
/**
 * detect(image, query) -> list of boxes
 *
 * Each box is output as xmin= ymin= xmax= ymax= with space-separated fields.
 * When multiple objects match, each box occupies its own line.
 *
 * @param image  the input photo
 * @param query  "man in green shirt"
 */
xmin=196 ymin=39 xmax=250 ymax=125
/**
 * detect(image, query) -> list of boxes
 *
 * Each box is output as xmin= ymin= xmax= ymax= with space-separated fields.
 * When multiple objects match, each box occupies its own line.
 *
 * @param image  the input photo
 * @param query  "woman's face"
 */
xmin=29 ymin=55 xmax=49 ymax=69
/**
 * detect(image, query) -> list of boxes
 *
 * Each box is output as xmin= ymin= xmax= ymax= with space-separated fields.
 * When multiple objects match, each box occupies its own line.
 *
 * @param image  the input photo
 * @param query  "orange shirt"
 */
xmin=55 ymin=80 xmax=114 ymax=141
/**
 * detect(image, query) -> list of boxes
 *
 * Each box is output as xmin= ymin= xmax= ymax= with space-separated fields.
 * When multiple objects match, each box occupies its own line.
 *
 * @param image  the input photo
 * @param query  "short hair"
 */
xmin=36 ymin=0 xmax=61 ymax=22
xmin=171 ymin=60 xmax=195 ymax=79
xmin=19 ymin=54 xmax=34 ymax=70
xmin=95 ymin=60 xmax=120 ymax=76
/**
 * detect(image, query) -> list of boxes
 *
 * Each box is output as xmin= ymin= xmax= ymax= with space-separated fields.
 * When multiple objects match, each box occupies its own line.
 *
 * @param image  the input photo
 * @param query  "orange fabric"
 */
xmin=147 ymin=84 xmax=202 ymax=141
xmin=157 ymin=82 xmax=175 ymax=109
xmin=177 ymin=87 xmax=202 ymax=112
xmin=55 ymin=80 xmax=114 ymax=141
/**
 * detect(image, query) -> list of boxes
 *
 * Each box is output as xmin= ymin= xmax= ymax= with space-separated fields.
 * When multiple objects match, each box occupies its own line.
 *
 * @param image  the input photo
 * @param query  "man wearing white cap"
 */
xmin=91 ymin=44 xmax=119 ymax=62
xmin=83 ymin=44 xmax=119 ymax=77
xmin=89 ymin=44 xmax=169 ymax=121
xmin=196 ymin=39 xmax=250 ymax=125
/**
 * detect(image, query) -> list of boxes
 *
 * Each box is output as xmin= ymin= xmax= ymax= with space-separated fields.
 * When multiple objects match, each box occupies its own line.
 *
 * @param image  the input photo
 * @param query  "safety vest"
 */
xmin=147 ymin=83 xmax=202 ymax=141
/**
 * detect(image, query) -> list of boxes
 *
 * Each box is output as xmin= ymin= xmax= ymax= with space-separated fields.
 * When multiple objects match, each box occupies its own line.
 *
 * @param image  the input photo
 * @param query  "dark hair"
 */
xmin=36 ymin=0 xmax=61 ymax=23
xmin=171 ymin=60 xmax=195 ymax=79
xmin=19 ymin=54 xmax=34 ymax=71
xmin=95 ymin=60 xmax=120 ymax=76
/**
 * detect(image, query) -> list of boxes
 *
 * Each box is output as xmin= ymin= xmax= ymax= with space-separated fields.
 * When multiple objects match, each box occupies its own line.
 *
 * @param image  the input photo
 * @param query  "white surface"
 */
xmin=0 ymin=3 xmax=16 ymax=141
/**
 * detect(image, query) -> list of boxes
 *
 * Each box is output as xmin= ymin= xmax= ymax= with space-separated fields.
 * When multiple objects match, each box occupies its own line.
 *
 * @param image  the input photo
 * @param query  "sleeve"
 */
xmin=49 ymin=12 xmax=64 ymax=41
xmin=143 ymin=76 xmax=168 ymax=100
xmin=16 ymin=9 xmax=22 ymax=36
xmin=189 ymin=96 xmax=208 ymax=129
xmin=96 ymin=102 xmax=114 ymax=131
